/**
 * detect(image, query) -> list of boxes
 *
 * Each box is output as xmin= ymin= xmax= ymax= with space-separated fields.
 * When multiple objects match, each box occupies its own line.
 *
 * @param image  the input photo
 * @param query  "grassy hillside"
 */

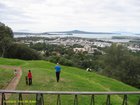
xmin=0 ymin=58 xmax=139 ymax=105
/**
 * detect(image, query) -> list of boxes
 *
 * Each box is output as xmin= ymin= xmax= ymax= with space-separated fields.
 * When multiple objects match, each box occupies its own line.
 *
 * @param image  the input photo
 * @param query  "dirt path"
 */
xmin=0 ymin=66 xmax=22 ymax=104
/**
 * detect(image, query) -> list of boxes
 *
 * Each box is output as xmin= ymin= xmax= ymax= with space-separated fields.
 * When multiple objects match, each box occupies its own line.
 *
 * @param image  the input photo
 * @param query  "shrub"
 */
xmin=6 ymin=43 xmax=42 ymax=60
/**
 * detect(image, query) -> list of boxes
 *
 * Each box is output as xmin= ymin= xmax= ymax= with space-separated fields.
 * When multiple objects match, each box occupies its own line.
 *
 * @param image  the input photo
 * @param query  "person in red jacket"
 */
xmin=28 ymin=70 xmax=32 ymax=85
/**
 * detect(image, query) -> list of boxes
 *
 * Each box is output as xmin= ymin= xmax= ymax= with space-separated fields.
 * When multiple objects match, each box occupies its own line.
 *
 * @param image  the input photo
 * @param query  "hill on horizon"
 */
xmin=0 ymin=58 xmax=139 ymax=104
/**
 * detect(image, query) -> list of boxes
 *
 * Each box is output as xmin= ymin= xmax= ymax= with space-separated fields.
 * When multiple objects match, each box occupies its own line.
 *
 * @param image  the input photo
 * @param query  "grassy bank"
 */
xmin=0 ymin=67 xmax=14 ymax=89
xmin=0 ymin=58 xmax=139 ymax=105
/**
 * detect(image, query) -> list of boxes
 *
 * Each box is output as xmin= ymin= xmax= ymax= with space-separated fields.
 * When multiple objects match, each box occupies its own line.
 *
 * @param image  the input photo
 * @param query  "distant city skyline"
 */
xmin=0 ymin=0 xmax=140 ymax=33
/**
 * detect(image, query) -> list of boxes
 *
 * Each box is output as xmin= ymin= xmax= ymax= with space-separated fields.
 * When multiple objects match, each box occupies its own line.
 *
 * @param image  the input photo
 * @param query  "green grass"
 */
xmin=0 ymin=67 xmax=14 ymax=89
xmin=0 ymin=58 xmax=139 ymax=105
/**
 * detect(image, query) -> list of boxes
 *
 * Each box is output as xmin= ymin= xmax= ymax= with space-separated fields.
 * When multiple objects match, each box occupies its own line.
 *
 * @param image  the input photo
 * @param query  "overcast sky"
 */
xmin=0 ymin=0 xmax=140 ymax=32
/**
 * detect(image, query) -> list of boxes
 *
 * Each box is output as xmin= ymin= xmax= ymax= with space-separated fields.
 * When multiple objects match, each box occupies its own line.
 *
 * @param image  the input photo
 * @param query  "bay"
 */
xmin=14 ymin=33 xmax=140 ymax=42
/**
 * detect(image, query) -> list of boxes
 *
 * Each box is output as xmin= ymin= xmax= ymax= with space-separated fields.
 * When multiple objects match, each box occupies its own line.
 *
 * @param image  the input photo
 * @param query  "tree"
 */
xmin=30 ymin=42 xmax=46 ymax=51
xmin=6 ymin=43 xmax=42 ymax=60
xmin=0 ymin=37 xmax=13 ymax=57
xmin=0 ymin=22 xmax=14 ymax=57
xmin=121 ymin=56 xmax=140 ymax=88
xmin=102 ymin=44 xmax=128 ymax=76
xmin=0 ymin=22 xmax=43 ymax=60
xmin=102 ymin=44 xmax=140 ymax=88
xmin=0 ymin=23 xmax=13 ymax=40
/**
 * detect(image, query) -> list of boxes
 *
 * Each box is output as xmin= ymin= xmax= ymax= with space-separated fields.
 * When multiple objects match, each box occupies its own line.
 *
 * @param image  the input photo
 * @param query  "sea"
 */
xmin=14 ymin=33 xmax=140 ymax=43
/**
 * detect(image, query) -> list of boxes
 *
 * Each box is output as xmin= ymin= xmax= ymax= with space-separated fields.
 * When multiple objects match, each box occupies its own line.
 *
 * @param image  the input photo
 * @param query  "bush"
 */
xmin=47 ymin=56 xmax=73 ymax=66
xmin=59 ymin=57 xmax=73 ymax=66
xmin=47 ymin=56 xmax=60 ymax=63
xmin=6 ymin=43 xmax=42 ymax=60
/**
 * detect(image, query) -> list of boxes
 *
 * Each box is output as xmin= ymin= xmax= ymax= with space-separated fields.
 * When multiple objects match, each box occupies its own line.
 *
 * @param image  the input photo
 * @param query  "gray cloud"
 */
xmin=0 ymin=2 xmax=36 ymax=25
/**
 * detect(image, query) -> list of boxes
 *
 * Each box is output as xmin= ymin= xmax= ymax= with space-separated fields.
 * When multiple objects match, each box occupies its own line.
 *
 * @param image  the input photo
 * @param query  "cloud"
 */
xmin=0 ymin=0 xmax=140 ymax=32
xmin=0 ymin=2 xmax=35 ymax=24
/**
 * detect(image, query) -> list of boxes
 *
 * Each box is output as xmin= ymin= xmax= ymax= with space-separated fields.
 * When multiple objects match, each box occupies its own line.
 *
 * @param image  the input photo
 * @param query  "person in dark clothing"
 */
xmin=55 ymin=63 xmax=61 ymax=82
xmin=28 ymin=70 xmax=32 ymax=85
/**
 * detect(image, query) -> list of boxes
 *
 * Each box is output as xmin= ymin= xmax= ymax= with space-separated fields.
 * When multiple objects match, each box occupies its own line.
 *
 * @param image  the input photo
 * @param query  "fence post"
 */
xmin=57 ymin=94 xmax=61 ymax=105
xmin=25 ymin=76 xmax=28 ymax=85
xmin=36 ymin=93 xmax=44 ymax=105
xmin=74 ymin=95 xmax=78 ymax=105
xmin=90 ymin=95 xmax=95 ymax=105
xmin=106 ymin=95 xmax=111 ymax=105
xmin=2 ymin=93 xmax=6 ymax=105
xmin=18 ymin=93 xmax=23 ymax=105
xmin=122 ymin=95 xmax=127 ymax=105
xmin=138 ymin=98 xmax=140 ymax=105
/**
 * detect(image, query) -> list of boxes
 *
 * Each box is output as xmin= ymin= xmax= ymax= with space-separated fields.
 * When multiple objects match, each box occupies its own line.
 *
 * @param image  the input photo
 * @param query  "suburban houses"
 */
xmin=16 ymin=36 xmax=140 ymax=53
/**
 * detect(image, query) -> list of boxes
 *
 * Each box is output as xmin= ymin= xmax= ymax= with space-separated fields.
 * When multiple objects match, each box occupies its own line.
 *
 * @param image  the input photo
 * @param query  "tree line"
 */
xmin=0 ymin=22 xmax=41 ymax=60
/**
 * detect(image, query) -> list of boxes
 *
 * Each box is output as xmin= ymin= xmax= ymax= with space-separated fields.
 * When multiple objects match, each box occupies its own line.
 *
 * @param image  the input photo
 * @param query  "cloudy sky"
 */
xmin=0 ymin=0 xmax=140 ymax=32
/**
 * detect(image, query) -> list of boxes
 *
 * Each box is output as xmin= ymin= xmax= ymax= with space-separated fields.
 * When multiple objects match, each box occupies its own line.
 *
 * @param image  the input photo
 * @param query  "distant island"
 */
xmin=50 ymin=30 xmax=117 ymax=34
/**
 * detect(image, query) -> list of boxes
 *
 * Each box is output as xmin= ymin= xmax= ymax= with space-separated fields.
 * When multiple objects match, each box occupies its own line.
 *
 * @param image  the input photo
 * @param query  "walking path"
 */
xmin=0 ymin=66 xmax=22 ymax=104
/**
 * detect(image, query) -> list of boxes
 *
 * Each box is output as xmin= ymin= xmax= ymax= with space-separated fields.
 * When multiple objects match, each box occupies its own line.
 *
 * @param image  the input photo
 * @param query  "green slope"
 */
xmin=0 ymin=58 xmax=139 ymax=105
xmin=0 ymin=67 xmax=14 ymax=89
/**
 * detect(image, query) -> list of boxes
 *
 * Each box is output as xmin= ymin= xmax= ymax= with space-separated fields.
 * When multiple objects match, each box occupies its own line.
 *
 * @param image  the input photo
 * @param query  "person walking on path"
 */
xmin=55 ymin=63 xmax=61 ymax=82
xmin=28 ymin=70 xmax=32 ymax=85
